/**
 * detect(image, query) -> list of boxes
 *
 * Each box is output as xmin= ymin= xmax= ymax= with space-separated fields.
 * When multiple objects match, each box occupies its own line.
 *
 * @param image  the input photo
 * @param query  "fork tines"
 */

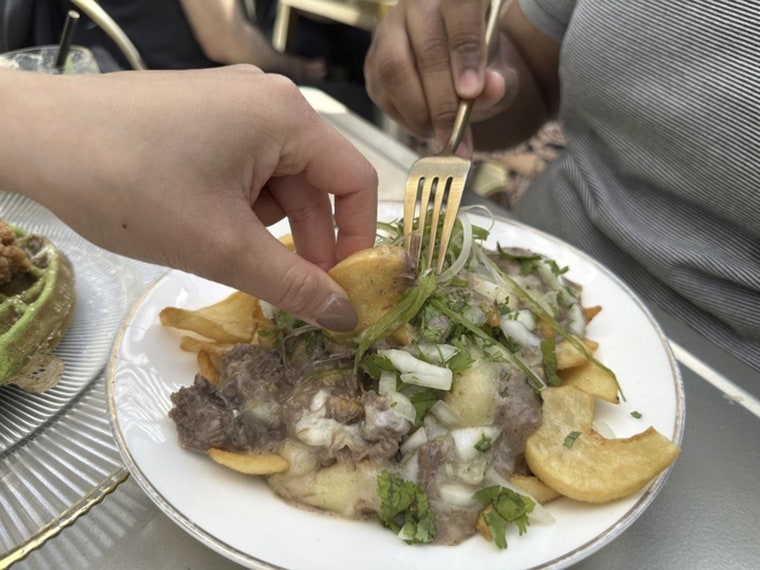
xmin=403 ymin=157 xmax=470 ymax=274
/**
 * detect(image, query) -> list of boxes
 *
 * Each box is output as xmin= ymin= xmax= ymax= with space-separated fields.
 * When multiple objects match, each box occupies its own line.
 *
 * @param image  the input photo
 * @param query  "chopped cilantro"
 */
xmin=359 ymin=353 xmax=396 ymax=380
xmin=446 ymin=346 xmax=474 ymax=373
xmin=474 ymin=486 xmax=535 ymax=549
xmin=429 ymin=298 xmax=545 ymax=391
xmin=563 ymin=430 xmax=581 ymax=448
xmin=407 ymin=389 xmax=439 ymax=425
xmin=475 ymin=434 xmax=493 ymax=452
xmin=546 ymin=259 xmax=569 ymax=276
xmin=631 ymin=410 xmax=642 ymax=419
xmin=377 ymin=471 xmax=436 ymax=544
xmin=419 ymin=304 xmax=449 ymax=344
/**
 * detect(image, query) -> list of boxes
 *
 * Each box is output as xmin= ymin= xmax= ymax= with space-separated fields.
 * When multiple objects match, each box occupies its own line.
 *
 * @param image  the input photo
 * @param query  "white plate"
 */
xmin=108 ymin=203 xmax=685 ymax=570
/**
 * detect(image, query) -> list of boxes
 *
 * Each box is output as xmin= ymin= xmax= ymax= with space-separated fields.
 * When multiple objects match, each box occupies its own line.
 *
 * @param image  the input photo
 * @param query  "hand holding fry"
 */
xmin=6 ymin=66 xmax=377 ymax=333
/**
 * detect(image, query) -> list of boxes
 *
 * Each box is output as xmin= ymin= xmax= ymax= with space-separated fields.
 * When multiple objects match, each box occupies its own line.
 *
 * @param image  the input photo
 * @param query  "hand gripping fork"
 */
xmin=403 ymin=0 xmax=504 ymax=273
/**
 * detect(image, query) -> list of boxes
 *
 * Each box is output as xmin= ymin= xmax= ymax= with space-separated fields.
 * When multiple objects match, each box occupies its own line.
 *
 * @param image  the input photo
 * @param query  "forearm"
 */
xmin=0 ymin=70 xmax=138 ymax=218
xmin=0 ymin=71 xmax=77 ymax=200
xmin=179 ymin=0 xmax=290 ymax=71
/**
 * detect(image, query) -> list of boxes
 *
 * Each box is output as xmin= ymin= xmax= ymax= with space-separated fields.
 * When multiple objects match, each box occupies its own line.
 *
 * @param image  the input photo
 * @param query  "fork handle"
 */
xmin=443 ymin=0 xmax=505 ymax=154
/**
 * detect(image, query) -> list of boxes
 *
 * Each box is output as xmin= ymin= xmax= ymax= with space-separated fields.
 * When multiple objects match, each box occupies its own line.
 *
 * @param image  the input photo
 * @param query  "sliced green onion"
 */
xmin=429 ymin=299 xmax=546 ymax=392
xmin=486 ymin=254 xmax=624 ymax=400
xmin=354 ymin=273 xmax=437 ymax=370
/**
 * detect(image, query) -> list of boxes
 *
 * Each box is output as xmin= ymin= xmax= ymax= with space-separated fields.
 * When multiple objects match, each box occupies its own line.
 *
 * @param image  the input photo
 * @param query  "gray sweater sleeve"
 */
xmin=517 ymin=0 xmax=577 ymax=42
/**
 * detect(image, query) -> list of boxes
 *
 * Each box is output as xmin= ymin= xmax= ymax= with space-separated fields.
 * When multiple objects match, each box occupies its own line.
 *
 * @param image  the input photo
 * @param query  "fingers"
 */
xmin=406 ymin=1 xmax=462 ymax=145
xmin=365 ymin=0 xmax=496 ymax=144
xmin=441 ymin=0 xmax=489 ymax=98
xmin=205 ymin=215 xmax=360 ymax=332
xmin=365 ymin=4 xmax=433 ymax=139
xmin=265 ymin=174 xmax=337 ymax=271
xmin=275 ymin=110 xmax=378 ymax=264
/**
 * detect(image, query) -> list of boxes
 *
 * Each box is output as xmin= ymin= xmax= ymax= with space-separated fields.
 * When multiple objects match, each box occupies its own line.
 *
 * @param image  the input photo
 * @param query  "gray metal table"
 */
xmin=8 ymin=88 xmax=760 ymax=570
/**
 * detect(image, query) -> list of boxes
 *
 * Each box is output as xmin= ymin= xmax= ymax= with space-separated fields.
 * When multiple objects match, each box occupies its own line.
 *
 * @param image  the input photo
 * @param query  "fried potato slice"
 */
xmin=583 ymin=305 xmax=602 ymax=323
xmin=327 ymin=245 xmax=412 ymax=333
xmin=278 ymin=233 xmax=295 ymax=251
xmin=207 ymin=448 xmax=289 ymax=475
xmin=197 ymin=350 xmax=222 ymax=385
xmin=178 ymin=335 xmax=233 ymax=355
xmin=508 ymin=474 xmax=562 ymax=505
xmin=556 ymin=337 xmax=599 ymax=369
xmin=560 ymin=360 xmax=620 ymax=404
xmin=160 ymin=291 xmax=269 ymax=343
xmin=268 ymin=459 xmax=383 ymax=518
xmin=525 ymin=386 xmax=680 ymax=503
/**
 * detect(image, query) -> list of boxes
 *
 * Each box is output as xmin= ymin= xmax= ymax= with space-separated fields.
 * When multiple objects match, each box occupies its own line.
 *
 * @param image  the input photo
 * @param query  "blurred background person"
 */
xmin=364 ymin=0 xmax=760 ymax=370
xmin=5 ymin=0 xmax=325 ymax=81
xmin=0 ymin=0 xmax=376 ymax=120
xmin=253 ymin=0 xmax=376 ymax=122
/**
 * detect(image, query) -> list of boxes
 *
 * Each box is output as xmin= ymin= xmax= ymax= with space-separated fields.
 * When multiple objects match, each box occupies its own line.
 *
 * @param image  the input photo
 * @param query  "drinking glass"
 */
xmin=0 ymin=45 xmax=100 ymax=74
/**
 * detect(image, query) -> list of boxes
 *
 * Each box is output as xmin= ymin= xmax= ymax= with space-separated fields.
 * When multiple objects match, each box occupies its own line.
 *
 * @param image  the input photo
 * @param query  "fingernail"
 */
xmin=458 ymin=70 xmax=480 ymax=98
xmin=315 ymin=294 xmax=358 ymax=332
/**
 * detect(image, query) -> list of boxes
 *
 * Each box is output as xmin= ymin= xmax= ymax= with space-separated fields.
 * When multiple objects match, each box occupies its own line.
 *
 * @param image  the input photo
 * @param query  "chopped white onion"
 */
xmin=422 ymin=413 xmax=448 ymax=440
xmin=401 ymin=427 xmax=428 ymax=454
xmin=439 ymin=483 xmax=478 ymax=508
xmin=378 ymin=371 xmax=397 ymax=396
xmin=259 ymin=299 xmax=276 ymax=320
xmin=416 ymin=343 xmax=458 ymax=364
xmin=399 ymin=450 xmax=419 ymax=482
xmin=499 ymin=316 xmax=542 ymax=348
xmin=388 ymin=391 xmax=416 ymax=424
xmin=469 ymin=274 xmax=510 ymax=305
xmin=567 ymin=301 xmax=586 ymax=336
xmin=429 ymin=400 xmax=462 ymax=428
xmin=378 ymin=349 xmax=453 ymax=391
xmin=451 ymin=426 xmax=501 ymax=463
xmin=515 ymin=309 xmax=536 ymax=331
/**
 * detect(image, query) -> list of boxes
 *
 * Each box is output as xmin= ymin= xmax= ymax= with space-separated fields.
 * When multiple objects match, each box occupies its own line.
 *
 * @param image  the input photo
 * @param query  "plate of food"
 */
xmin=0 ymin=192 xmax=146 ymax=556
xmin=0 ymin=192 xmax=144 ymax=448
xmin=108 ymin=202 xmax=684 ymax=569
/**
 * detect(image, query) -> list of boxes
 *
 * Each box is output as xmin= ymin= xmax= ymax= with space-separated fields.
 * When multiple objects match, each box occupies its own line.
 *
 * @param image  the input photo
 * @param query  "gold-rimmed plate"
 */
xmin=108 ymin=202 xmax=684 ymax=570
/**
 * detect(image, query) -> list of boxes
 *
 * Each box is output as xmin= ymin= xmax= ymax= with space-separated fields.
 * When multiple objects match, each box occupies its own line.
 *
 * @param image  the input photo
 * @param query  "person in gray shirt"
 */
xmin=364 ymin=0 xmax=760 ymax=371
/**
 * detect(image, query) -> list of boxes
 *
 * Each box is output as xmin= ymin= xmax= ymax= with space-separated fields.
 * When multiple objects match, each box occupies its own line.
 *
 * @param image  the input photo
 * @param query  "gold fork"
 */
xmin=403 ymin=0 xmax=504 ymax=273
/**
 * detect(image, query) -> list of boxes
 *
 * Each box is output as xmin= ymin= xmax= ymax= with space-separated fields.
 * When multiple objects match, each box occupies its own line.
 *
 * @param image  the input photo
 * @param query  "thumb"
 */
xmin=224 ymin=228 xmax=358 ymax=332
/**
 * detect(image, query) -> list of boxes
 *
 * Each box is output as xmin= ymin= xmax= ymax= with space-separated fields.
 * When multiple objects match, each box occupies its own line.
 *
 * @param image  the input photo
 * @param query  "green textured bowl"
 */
xmin=0 ymin=225 xmax=76 ymax=389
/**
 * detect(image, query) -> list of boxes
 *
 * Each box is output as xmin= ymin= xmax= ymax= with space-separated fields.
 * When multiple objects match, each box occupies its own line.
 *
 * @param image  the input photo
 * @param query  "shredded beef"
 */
xmin=169 ymin=375 xmax=237 ymax=452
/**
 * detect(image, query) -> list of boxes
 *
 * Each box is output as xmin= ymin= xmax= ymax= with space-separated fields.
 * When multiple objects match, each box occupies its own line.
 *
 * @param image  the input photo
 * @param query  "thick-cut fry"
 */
xmin=278 ymin=233 xmax=295 ymax=251
xmin=207 ymin=448 xmax=290 ymax=475
xmin=509 ymin=474 xmax=562 ymax=505
xmin=556 ymin=337 xmax=599 ymax=369
xmin=179 ymin=335 xmax=233 ymax=355
xmin=160 ymin=291 xmax=269 ymax=343
xmin=197 ymin=350 xmax=221 ymax=385
xmin=328 ymin=245 xmax=412 ymax=333
xmin=560 ymin=360 xmax=619 ymax=404
xmin=583 ymin=305 xmax=603 ymax=323
xmin=525 ymin=386 xmax=680 ymax=503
